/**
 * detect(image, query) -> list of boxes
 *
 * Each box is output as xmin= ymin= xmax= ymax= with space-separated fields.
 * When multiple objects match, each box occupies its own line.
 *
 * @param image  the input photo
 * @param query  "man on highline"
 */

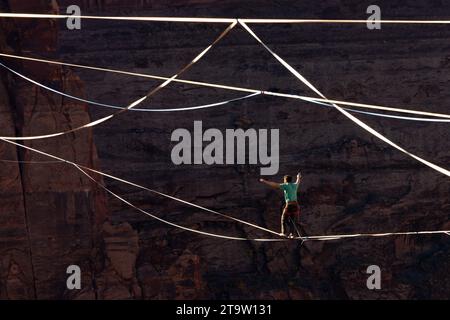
xmin=259 ymin=172 xmax=302 ymax=238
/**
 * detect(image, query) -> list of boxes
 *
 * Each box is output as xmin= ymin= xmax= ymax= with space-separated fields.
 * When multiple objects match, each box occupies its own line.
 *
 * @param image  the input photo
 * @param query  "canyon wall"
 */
xmin=0 ymin=0 xmax=143 ymax=299
xmin=0 ymin=0 xmax=449 ymax=299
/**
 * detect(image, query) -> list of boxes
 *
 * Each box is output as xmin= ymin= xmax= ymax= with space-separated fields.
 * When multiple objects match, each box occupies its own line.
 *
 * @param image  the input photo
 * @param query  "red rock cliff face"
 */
xmin=0 ymin=0 xmax=144 ymax=299
xmin=1 ymin=0 xmax=450 ymax=299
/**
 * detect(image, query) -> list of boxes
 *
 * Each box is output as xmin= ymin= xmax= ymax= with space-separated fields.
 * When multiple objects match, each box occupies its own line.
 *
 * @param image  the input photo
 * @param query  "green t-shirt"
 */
xmin=280 ymin=183 xmax=298 ymax=203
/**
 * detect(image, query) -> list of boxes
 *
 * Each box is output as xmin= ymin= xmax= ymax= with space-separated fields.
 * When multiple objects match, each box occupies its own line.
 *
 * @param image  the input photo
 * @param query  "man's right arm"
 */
xmin=295 ymin=172 xmax=302 ymax=185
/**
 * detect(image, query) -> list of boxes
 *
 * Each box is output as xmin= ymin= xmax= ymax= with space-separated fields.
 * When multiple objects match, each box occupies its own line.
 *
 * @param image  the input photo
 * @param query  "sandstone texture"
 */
xmin=0 ymin=0 xmax=449 ymax=299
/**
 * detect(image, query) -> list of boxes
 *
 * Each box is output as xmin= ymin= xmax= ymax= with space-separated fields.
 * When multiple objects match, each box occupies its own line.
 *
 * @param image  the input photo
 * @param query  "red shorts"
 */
xmin=283 ymin=202 xmax=300 ymax=218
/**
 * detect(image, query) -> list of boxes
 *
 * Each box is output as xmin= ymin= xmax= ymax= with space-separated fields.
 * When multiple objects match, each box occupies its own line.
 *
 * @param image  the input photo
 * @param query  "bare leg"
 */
xmin=281 ymin=206 xmax=289 ymax=235
xmin=290 ymin=216 xmax=301 ymax=238
xmin=293 ymin=204 xmax=302 ymax=236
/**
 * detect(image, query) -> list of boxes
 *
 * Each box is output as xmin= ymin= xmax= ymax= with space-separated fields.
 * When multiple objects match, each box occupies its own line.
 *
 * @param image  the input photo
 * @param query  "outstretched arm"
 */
xmin=295 ymin=172 xmax=302 ymax=185
xmin=259 ymin=178 xmax=280 ymax=190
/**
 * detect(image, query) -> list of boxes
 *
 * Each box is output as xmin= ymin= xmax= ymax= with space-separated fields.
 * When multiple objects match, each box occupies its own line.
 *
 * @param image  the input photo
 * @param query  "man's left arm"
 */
xmin=260 ymin=178 xmax=281 ymax=190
